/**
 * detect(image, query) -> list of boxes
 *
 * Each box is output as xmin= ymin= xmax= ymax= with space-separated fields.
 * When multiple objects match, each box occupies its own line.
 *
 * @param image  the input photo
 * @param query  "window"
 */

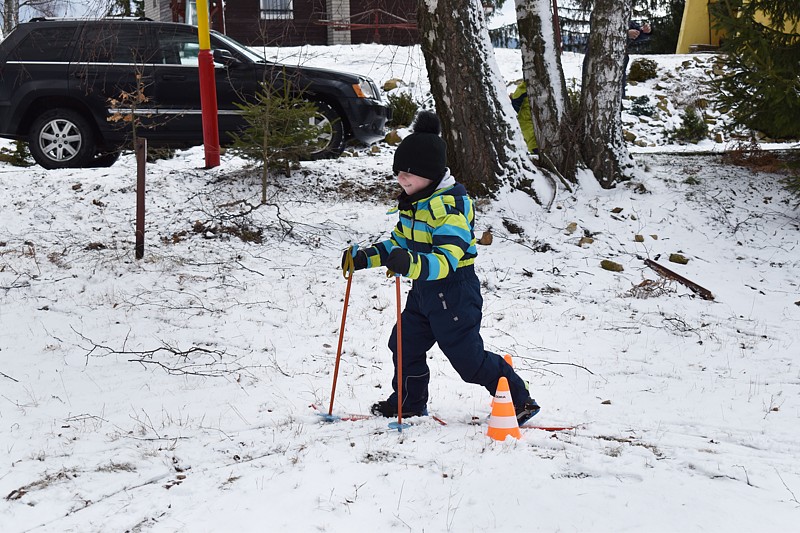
xmin=260 ymin=0 xmax=293 ymax=20
xmin=156 ymin=28 xmax=238 ymax=67
xmin=74 ymin=24 xmax=151 ymax=64
xmin=157 ymin=32 xmax=201 ymax=66
xmin=12 ymin=28 xmax=78 ymax=62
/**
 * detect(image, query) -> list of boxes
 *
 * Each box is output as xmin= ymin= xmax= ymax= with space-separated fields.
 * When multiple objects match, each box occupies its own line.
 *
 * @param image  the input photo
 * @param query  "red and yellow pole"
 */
xmin=196 ymin=0 xmax=220 ymax=168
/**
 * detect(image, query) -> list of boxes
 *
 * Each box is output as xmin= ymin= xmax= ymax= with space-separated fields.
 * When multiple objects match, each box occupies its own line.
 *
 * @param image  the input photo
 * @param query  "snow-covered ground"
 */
xmin=1 ymin=45 xmax=799 ymax=532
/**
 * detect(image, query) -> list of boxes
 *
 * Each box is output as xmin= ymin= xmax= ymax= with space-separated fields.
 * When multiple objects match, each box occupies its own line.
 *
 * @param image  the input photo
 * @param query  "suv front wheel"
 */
xmin=29 ymin=108 xmax=95 ymax=169
xmin=305 ymin=102 xmax=345 ymax=160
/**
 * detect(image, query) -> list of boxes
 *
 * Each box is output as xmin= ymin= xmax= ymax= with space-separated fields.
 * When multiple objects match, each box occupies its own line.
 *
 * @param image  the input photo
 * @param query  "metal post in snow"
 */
xmin=135 ymin=138 xmax=147 ymax=260
xmin=197 ymin=0 xmax=220 ymax=168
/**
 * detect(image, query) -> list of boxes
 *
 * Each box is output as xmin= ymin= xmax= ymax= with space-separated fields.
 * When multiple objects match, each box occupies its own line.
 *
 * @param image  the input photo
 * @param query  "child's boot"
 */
xmin=515 ymin=398 xmax=541 ymax=425
xmin=370 ymin=400 xmax=426 ymax=418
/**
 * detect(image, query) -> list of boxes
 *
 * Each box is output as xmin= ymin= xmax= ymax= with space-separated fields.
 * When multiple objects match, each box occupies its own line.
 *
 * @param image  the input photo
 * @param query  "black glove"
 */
xmin=386 ymin=248 xmax=411 ymax=276
xmin=341 ymin=247 xmax=367 ymax=274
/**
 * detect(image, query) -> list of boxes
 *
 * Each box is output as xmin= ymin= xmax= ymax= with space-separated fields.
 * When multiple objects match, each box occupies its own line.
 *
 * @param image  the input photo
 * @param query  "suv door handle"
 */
xmin=162 ymin=74 xmax=186 ymax=81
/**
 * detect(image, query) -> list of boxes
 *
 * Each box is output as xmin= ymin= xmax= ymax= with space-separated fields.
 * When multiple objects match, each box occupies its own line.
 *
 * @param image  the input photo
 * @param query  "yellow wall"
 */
xmin=675 ymin=0 xmax=798 ymax=54
xmin=676 ymin=0 xmax=724 ymax=54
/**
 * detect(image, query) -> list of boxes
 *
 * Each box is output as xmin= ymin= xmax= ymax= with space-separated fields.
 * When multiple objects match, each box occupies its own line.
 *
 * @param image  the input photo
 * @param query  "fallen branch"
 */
xmin=1 ymin=281 xmax=30 ymax=290
xmin=644 ymin=259 xmax=715 ymax=301
xmin=128 ymin=355 xmax=255 ymax=378
xmin=72 ymin=329 xmax=263 ymax=378
xmin=522 ymin=357 xmax=597 ymax=376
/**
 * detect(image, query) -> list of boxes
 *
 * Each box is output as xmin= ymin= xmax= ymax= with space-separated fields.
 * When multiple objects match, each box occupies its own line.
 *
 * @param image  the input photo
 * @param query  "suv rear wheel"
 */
xmin=29 ymin=108 xmax=95 ymax=169
xmin=306 ymin=102 xmax=345 ymax=160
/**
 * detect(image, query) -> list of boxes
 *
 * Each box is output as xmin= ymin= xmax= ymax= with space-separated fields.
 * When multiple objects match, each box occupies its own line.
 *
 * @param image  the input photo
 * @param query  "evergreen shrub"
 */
xmin=671 ymin=107 xmax=708 ymax=143
xmin=628 ymin=58 xmax=658 ymax=83
xmin=710 ymin=1 xmax=800 ymax=139
xmin=0 ymin=141 xmax=32 ymax=167
xmin=386 ymin=92 xmax=419 ymax=128
xmin=629 ymin=96 xmax=656 ymax=117
xmin=230 ymin=79 xmax=319 ymax=203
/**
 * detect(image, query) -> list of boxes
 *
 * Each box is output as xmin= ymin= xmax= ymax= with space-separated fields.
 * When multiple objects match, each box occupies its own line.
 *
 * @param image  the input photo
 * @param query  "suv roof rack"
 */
xmin=27 ymin=16 xmax=153 ymax=22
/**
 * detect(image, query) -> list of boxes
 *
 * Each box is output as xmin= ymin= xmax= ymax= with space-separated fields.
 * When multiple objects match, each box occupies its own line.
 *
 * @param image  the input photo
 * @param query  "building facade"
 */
xmin=143 ymin=0 xmax=418 ymax=46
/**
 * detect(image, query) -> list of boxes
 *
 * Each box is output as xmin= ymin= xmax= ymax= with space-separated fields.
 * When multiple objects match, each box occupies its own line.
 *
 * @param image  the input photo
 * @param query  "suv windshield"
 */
xmin=211 ymin=30 xmax=266 ymax=63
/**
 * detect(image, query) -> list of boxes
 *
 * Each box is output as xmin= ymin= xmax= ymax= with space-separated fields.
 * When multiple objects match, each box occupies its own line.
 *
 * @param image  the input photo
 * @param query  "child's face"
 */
xmin=397 ymin=171 xmax=430 ymax=195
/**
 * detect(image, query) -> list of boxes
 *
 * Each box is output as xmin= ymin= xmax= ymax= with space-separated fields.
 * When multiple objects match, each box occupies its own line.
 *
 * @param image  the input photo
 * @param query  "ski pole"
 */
xmin=394 ymin=273 xmax=404 ymax=428
xmin=327 ymin=246 xmax=357 ymax=417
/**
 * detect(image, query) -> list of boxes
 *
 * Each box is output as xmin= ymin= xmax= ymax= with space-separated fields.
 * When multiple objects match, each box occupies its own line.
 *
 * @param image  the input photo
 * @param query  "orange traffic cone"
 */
xmin=491 ymin=354 xmax=515 ymax=408
xmin=487 ymin=377 xmax=521 ymax=441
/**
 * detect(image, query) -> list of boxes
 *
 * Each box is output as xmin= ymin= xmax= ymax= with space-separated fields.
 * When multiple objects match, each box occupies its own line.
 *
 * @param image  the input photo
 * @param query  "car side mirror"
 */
xmin=213 ymin=48 xmax=240 ymax=67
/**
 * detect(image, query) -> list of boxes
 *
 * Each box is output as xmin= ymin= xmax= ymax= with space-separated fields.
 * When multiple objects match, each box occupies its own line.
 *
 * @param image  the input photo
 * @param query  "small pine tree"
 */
xmin=672 ymin=106 xmax=708 ymax=143
xmin=710 ymin=1 xmax=800 ymax=139
xmin=229 ymin=80 xmax=319 ymax=204
xmin=386 ymin=91 xmax=419 ymax=128
xmin=0 ymin=140 xmax=32 ymax=166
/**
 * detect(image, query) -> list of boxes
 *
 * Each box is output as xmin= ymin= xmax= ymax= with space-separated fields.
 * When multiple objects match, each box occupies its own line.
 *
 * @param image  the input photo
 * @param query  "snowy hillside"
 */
xmin=265 ymin=44 xmax=794 ymax=154
xmin=1 ymin=46 xmax=799 ymax=532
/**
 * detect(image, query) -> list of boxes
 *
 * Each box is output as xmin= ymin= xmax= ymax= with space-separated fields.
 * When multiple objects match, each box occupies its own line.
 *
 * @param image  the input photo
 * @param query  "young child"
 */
xmin=342 ymin=111 xmax=540 ymax=425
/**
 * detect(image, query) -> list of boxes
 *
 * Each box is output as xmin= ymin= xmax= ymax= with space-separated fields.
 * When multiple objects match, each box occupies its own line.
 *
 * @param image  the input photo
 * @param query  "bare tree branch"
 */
xmin=71 ymin=328 xmax=265 ymax=378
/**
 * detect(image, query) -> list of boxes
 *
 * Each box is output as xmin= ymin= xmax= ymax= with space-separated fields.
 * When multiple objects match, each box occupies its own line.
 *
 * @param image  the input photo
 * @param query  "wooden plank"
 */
xmin=644 ymin=259 xmax=715 ymax=301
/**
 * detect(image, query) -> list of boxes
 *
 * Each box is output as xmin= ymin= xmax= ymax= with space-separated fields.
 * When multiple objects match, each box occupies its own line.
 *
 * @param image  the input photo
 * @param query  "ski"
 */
xmin=469 ymin=415 xmax=578 ymax=432
xmin=310 ymin=405 xmax=575 ymax=431
xmin=310 ymin=404 xmax=447 ymax=426
xmin=521 ymin=423 xmax=578 ymax=432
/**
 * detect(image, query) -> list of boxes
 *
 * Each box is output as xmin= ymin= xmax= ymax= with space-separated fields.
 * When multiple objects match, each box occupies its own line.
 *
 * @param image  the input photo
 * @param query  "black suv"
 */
xmin=0 ymin=18 xmax=389 ymax=169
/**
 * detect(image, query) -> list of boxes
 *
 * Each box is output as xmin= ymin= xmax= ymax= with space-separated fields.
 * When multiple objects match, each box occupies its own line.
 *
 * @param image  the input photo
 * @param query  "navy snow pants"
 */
xmin=386 ymin=265 xmax=530 ymax=412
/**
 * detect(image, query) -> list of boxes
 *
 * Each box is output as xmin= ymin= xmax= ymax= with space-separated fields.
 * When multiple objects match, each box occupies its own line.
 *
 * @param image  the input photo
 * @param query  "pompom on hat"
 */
xmin=392 ymin=110 xmax=447 ymax=182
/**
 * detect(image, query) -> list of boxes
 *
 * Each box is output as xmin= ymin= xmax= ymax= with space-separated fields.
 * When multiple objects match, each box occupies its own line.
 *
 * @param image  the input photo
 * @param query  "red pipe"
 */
xmin=198 ymin=49 xmax=220 ymax=168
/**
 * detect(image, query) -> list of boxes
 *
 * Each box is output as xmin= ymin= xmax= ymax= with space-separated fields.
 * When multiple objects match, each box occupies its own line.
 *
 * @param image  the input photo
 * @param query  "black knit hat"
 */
xmin=392 ymin=111 xmax=447 ymax=181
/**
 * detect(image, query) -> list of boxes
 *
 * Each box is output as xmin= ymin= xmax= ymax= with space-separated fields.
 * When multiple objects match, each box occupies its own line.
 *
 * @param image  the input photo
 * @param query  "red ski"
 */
xmin=470 ymin=415 xmax=578 ymax=432
xmin=312 ymin=405 xmax=575 ymax=430
xmin=521 ymin=423 xmax=578 ymax=432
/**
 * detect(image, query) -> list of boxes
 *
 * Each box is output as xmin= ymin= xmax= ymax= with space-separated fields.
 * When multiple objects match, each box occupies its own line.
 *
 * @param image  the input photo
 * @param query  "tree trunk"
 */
xmin=516 ymin=0 xmax=638 ymax=190
xmin=516 ymin=0 xmax=579 ymax=186
xmin=4 ymin=0 xmax=67 ymax=36
xmin=417 ymin=0 xmax=552 ymax=202
xmin=579 ymin=0 xmax=636 ymax=188
xmin=3 ymin=0 xmax=19 ymax=36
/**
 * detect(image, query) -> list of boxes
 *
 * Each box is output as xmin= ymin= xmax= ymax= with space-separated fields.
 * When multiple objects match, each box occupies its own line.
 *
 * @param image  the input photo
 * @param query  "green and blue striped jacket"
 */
xmin=363 ymin=181 xmax=477 ymax=281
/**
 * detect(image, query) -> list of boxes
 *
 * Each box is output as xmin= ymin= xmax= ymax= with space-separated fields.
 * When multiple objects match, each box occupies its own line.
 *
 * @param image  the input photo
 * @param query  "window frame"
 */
xmin=259 ymin=0 xmax=294 ymax=21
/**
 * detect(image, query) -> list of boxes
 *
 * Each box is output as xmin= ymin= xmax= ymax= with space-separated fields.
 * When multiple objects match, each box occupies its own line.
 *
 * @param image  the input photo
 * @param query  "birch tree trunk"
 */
xmin=578 ymin=0 xmax=636 ymax=188
xmin=3 ymin=0 xmax=19 ymax=36
xmin=516 ymin=0 xmax=579 ymax=185
xmin=3 ymin=0 xmax=68 ymax=36
xmin=417 ymin=0 xmax=552 ymax=202
xmin=516 ymin=0 xmax=637 ymax=189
